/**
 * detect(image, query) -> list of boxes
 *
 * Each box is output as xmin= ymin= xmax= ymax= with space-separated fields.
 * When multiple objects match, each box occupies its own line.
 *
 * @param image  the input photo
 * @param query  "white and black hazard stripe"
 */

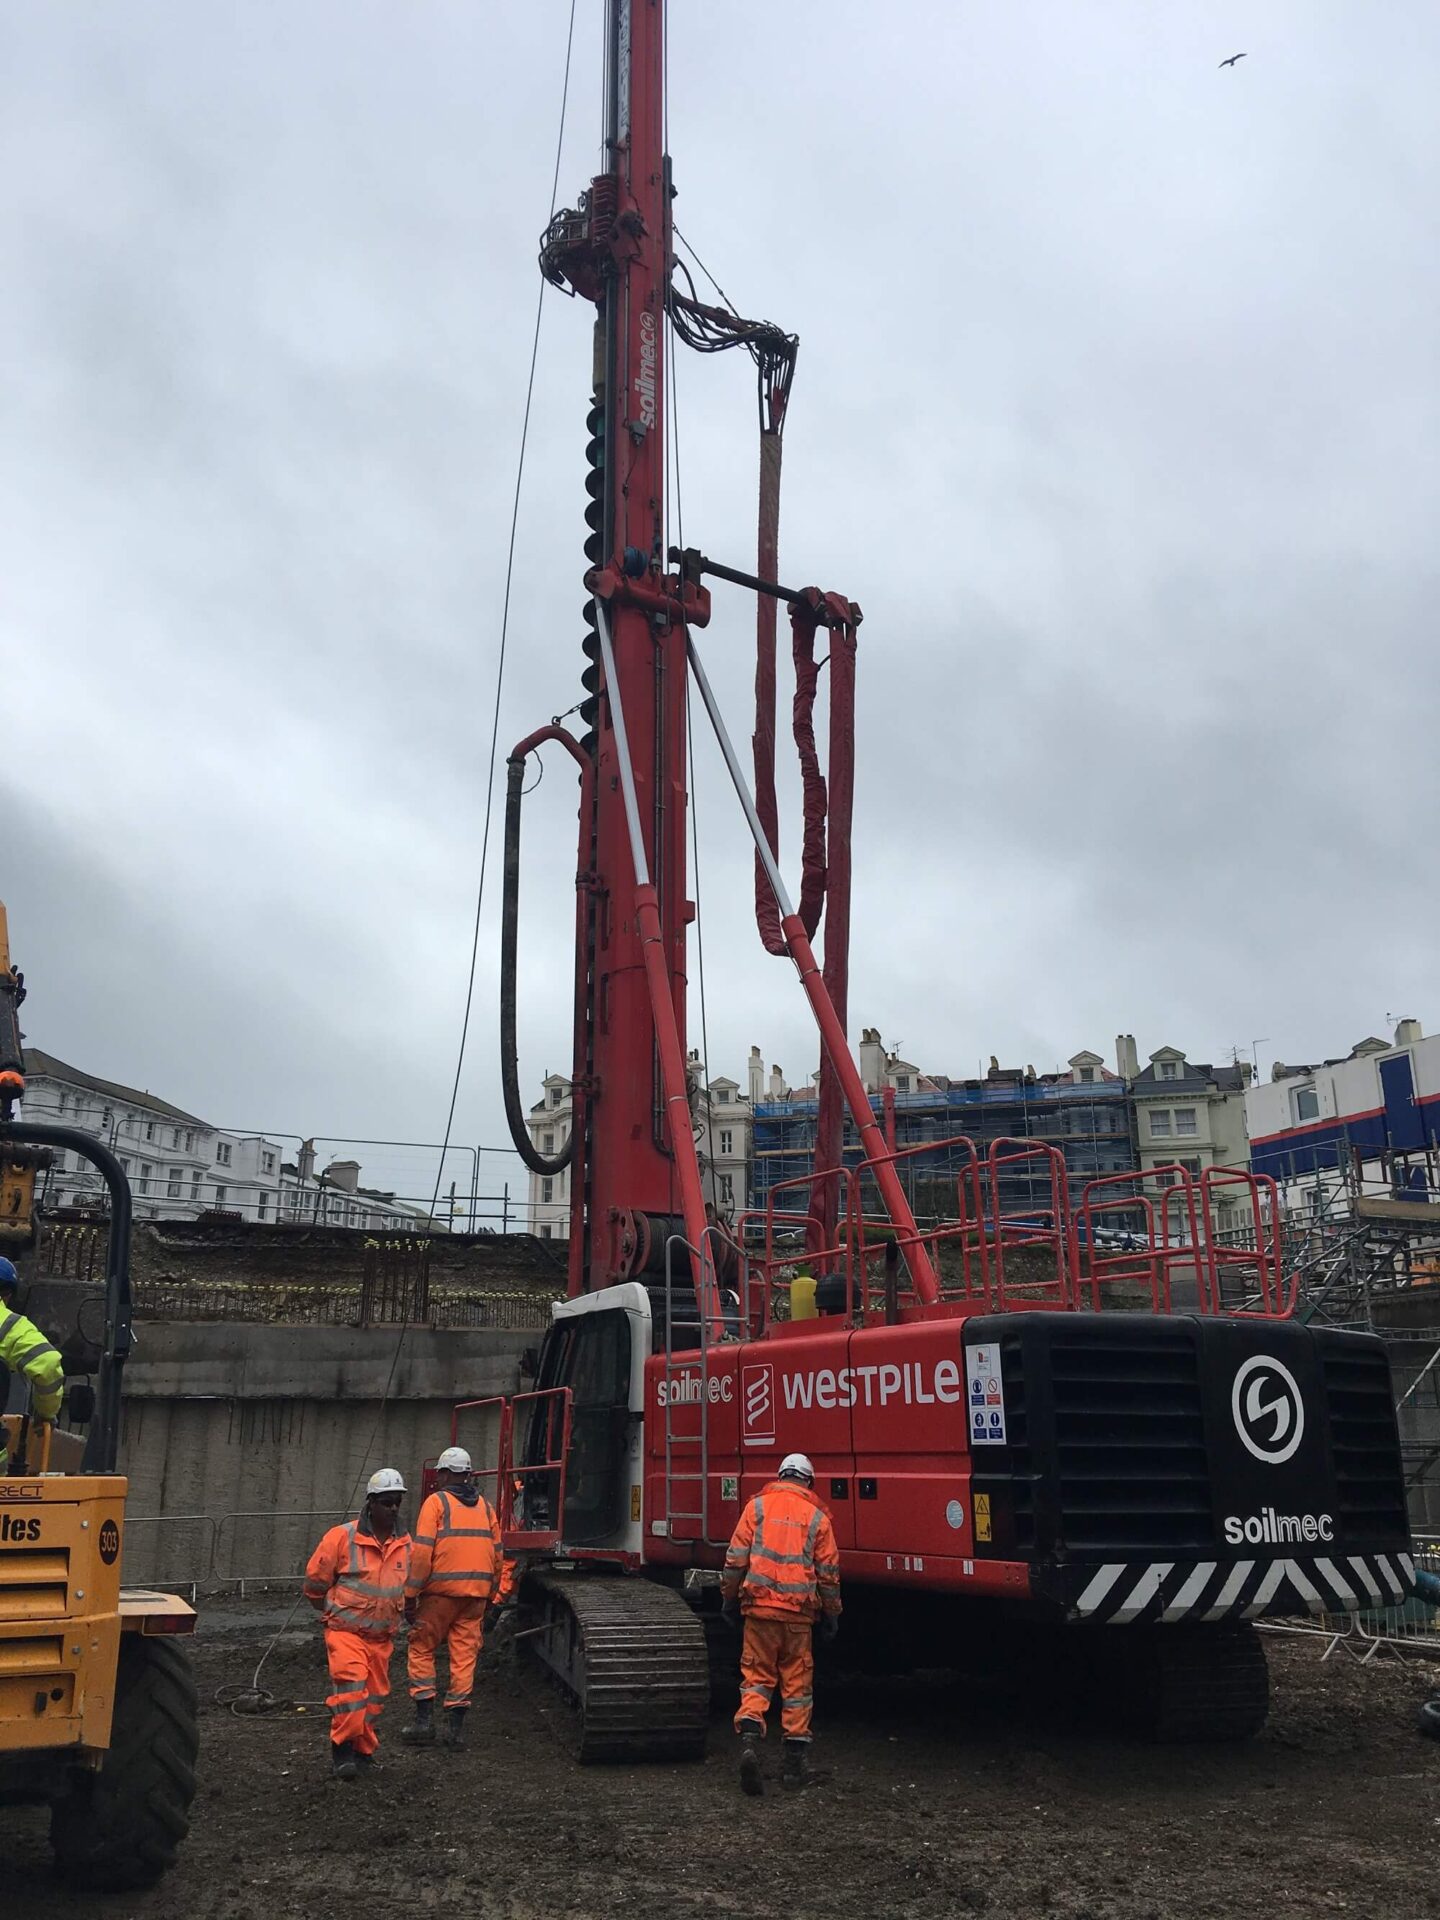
xmin=1070 ymin=1550 xmax=1416 ymax=1624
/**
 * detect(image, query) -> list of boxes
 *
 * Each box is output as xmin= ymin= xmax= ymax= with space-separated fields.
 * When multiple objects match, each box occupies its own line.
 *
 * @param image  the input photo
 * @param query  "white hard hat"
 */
xmin=366 ymin=1467 xmax=406 ymax=1496
xmin=436 ymin=1446 xmax=472 ymax=1475
xmin=778 ymin=1452 xmax=815 ymax=1484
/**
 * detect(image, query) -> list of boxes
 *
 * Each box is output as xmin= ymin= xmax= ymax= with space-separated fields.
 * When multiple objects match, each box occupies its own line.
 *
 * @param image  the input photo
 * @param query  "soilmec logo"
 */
xmin=0 ymin=1511 xmax=42 ymax=1544
xmin=1231 ymin=1355 xmax=1305 ymax=1465
xmin=655 ymin=1372 xmax=734 ymax=1410
xmin=634 ymin=309 xmax=658 ymax=431
xmin=99 ymin=1518 xmax=121 ymax=1565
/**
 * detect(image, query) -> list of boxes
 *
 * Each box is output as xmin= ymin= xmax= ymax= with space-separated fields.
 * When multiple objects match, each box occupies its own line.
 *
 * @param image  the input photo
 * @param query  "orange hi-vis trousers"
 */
xmin=324 ymin=1627 xmax=394 ymax=1755
xmin=735 ymin=1614 xmax=815 ymax=1742
xmin=407 ymin=1594 xmax=486 ymax=1710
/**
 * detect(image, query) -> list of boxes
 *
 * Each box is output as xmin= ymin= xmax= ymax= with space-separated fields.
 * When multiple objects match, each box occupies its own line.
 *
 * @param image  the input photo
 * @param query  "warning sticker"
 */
xmin=974 ymin=1493 xmax=992 ymax=1543
xmin=965 ymin=1342 xmax=1007 ymax=1446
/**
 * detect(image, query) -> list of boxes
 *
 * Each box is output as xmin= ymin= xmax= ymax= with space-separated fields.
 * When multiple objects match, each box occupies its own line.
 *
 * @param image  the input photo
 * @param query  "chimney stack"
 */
xmin=1116 ymin=1034 xmax=1140 ymax=1081
xmin=1396 ymin=1017 xmax=1423 ymax=1048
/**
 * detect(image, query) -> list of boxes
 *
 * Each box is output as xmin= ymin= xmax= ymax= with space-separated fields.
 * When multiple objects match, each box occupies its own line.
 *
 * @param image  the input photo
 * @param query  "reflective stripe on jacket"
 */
xmin=0 ymin=1307 xmax=65 ymax=1466
xmin=304 ymin=1519 xmax=412 ymax=1637
xmin=406 ymin=1488 xmax=507 ymax=1601
xmin=721 ymin=1479 xmax=842 ymax=1621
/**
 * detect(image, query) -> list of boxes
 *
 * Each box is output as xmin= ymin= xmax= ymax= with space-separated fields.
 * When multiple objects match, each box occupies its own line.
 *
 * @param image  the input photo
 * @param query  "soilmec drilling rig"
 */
xmin=491 ymin=1 xmax=1414 ymax=1756
xmin=0 ymin=904 xmax=199 ymax=1889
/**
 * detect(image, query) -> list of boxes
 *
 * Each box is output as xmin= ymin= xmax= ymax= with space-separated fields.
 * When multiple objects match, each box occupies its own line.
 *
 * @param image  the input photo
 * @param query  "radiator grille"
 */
xmin=1047 ymin=1329 xmax=1212 ymax=1552
xmin=1318 ymin=1336 xmax=1409 ymax=1540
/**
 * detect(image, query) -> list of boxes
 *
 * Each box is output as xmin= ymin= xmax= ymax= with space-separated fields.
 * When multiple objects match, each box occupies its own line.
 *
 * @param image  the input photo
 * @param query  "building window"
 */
xmin=715 ymin=1087 xmax=730 ymax=1104
xmin=144 ymin=1119 xmax=155 ymax=1141
xmin=549 ymin=1087 xmax=562 ymax=1108
xmin=1179 ymin=1158 xmax=1203 ymax=1179
xmin=57 ymin=1090 xmax=68 ymax=1114
xmin=1158 ymin=1061 xmax=1179 ymax=1081
xmin=1174 ymin=1108 xmax=1198 ymax=1137
xmin=1080 ymin=1066 xmax=1096 ymax=1083
xmin=262 ymin=1151 xmax=276 ymax=1174
xmin=214 ymin=1185 xmax=227 ymax=1206
xmin=139 ymin=1164 xmax=153 ymax=1194
xmin=541 ymin=1225 xmax=552 ymax=1239
xmin=720 ymin=1129 xmax=734 ymax=1156
xmin=542 ymin=1132 xmax=555 ymax=1154
xmin=167 ymin=1172 xmax=181 ymax=1198
xmin=1149 ymin=1110 xmax=1172 ymax=1138
xmin=216 ymin=1141 xmax=233 ymax=1166
xmin=1292 ymin=1086 xmax=1319 ymax=1124
xmin=191 ymin=1174 xmax=202 ymax=1199
xmin=719 ymin=1174 xmax=734 ymax=1206
xmin=185 ymin=1130 xmax=195 ymax=1153
xmin=896 ymin=1076 xmax=911 ymax=1093
xmin=541 ymin=1177 xmax=554 ymax=1204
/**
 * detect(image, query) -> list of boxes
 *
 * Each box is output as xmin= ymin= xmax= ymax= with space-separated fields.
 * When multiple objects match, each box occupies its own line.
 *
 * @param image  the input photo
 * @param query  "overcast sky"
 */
xmin=4 ymin=2 xmax=1437 ymax=1204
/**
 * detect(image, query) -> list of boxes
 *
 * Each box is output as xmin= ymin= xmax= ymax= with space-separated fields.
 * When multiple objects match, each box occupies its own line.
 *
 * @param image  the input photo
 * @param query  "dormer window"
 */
xmin=1159 ymin=1061 xmax=1179 ymax=1081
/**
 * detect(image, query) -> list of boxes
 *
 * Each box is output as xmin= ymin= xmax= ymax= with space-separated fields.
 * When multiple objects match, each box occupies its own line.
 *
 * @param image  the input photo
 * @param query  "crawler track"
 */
xmin=1091 ymin=1619 xmax=1270 ymax=1742
xmin=522 ymin=1570 xmax=710 ymax=1762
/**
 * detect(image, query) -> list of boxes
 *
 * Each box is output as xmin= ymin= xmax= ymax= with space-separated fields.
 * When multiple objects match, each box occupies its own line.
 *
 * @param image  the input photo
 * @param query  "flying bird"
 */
xmin=1219 ymin=52 xmax=1247 ymax=68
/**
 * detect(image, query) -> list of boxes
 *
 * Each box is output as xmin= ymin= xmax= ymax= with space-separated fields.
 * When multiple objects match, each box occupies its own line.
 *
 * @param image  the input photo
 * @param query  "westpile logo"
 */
xmin=1231 ymin=1355 xmax=1305 ymax=1465
xmin=741 ymin=1363 xmax=776 ymax=1445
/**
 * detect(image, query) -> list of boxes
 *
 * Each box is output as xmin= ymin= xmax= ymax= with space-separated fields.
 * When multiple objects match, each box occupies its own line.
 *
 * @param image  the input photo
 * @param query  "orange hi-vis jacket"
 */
xmin=304 ymin=1518 xmax=412 ymax=1638
xmin=406 ymin=1487 xmax=510 ymax=1602
xmin=722 ymin=1479 xmax=842 ymax=1622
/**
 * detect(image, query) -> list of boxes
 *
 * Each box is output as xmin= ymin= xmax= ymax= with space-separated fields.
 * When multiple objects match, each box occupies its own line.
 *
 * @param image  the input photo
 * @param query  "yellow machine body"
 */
xmin=0 ymin=1421 xmax=193 ymax=1760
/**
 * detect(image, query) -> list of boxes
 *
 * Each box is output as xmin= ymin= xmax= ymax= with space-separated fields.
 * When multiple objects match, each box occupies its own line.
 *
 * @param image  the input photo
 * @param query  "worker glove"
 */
xmin=818 ymin=1613 xmax=840 ymax=1645
xmin=720 ymin=1596 xmax=741 ymax=1628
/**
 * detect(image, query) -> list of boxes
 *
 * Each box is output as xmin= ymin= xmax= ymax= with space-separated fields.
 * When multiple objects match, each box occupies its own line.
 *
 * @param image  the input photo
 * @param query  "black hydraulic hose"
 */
xmin=501 ymin=756 xmax=575 ymax=1177
xmin=0 ymin=1120 xmax=132 ymax=1474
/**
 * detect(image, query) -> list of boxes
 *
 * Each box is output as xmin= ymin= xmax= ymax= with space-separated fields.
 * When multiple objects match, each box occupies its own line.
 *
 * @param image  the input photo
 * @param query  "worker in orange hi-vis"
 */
xmin=303 ymin=1468 xmax=413 ymax=1781
xmin=401 ymin=1447 xmax=513 ymax=1752
xmin=721 ymin=1452 xmax=841 ymax=1796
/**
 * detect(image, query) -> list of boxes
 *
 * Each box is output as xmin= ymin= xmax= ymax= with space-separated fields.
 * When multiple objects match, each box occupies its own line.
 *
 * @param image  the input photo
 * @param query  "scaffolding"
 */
xmin=749 ymin=1078 xmax=1136 ymax=1219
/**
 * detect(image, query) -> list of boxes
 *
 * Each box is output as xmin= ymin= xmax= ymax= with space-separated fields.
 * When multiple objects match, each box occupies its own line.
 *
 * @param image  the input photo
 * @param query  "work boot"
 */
xmin=439 ymin=1706 xmax=468 ymax=1750
xmin=401 ymin=1698 xmax=436 ymax=1747
xmin=354 ymin=1750 xmax=381 ymax=1774
xmin=781 ymin=1739 xmax=810 ymax=1791
xmin=330 ymin=1741 xmax=359 ymax=1782
xmin=738 ymin=1729 xmax=764 ymax=1798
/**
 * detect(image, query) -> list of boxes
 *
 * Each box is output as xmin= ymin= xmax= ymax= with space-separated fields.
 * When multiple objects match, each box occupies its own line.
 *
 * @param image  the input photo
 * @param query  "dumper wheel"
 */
xmin=50 ymin=1635 xmax=200 ymax=1890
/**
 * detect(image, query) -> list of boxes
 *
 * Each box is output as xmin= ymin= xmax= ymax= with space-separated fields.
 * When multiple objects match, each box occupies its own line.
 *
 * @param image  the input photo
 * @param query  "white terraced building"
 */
xmin=20 ymin=1049 xmax=428 ymax=1231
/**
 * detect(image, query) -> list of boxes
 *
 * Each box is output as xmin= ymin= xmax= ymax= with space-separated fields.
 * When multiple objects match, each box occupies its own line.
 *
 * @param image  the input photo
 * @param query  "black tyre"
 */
xmin=50 ymin=1633 xmax=200 ymax=1891
xmin=1417 ymin=1697 xmax=1440 ymax=1742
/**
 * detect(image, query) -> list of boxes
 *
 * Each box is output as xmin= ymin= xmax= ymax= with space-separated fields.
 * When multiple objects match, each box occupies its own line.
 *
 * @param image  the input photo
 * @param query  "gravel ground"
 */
xmin=5 ymin=1597 xmax=1440 ymax=1920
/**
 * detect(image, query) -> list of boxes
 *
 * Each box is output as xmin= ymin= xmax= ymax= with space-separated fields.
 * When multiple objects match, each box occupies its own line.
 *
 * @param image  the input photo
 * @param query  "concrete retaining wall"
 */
xmin=116 ymin=1321 xmax=533 ymax=1586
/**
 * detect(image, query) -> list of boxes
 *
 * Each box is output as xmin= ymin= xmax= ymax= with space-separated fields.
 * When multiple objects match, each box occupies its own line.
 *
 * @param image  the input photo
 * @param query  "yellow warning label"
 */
xmin=974 ymin=1493 xmax=992 ymax=1543
xmin=630 ymin=1484 xmax=642 ymax=1523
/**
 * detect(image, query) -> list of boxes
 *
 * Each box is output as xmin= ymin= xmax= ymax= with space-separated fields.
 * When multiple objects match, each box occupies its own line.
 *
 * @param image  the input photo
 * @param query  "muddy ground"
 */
xmin=5 ymin=1598 xmax=1440 ymax=1920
